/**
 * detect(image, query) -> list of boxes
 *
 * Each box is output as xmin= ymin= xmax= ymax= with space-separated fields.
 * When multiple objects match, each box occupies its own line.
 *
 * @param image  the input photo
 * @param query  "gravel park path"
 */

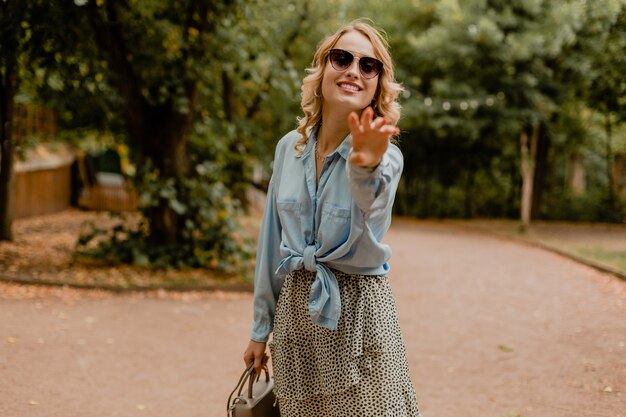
xmin=1 ymin=218 xmax=625 ymax=417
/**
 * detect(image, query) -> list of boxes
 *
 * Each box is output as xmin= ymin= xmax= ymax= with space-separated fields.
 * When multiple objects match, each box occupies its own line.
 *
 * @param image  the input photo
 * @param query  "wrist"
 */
xmin=349 ymin=150 xmax=382 ymax=169
xmin=363 ymin=157 xmax=382 ymax=169
xmin=356 ymin=156 xmax=381 ymax=169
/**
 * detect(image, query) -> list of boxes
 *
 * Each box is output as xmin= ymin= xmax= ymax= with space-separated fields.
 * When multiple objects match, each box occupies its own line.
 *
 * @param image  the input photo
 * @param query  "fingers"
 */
xmin=243 ymin=340 xmax=268 ymax=375
xmin=350 ymin=108 xmax=377 ymax=133
xmin=356 ymin=108 xmax=397 ymax=134
xmin=348 ymin=107 xmax=399 ymax=160
xmin=371 ymin=116 xmax=387 ymax=131
xmin=380 ymin=124 xmax=399 ymax=136
xmin=243 ymin=346 xmax=254 ymax=367
xmin=360 ymin=107 xmax=374 ymax=128
xmin=348 ymin=112 xmax=360 ymax=132
xmin=243 ymin=352 xmax=253 ymax=367
xmin=253 ymin=354 xmax=264 ymax=375
xmin=255 ymin=351 xmax=269 ymax=373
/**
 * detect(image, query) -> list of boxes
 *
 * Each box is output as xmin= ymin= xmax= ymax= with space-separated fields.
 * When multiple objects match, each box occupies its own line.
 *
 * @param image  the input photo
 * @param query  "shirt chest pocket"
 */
xmin=277 ymin=201 xmax=302 ymax=237
xmin=317 ymin=202 xmax=351 ymax=247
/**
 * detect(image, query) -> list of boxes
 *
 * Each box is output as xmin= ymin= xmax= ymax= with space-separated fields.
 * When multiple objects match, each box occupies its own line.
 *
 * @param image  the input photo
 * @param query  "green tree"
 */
xmin=60 ymin=0 xmax=327 ymax=269
xmin=391 ymin=0 xmax=625 ymax=226
xmin=0 ymin=1 xmax=68 ymax=240
xmin=586 ymin=9 xmax=626 ymax=213
xmin=80 ymin=0 xmax=241 ymax=245
xmin=205 ymin=0 xmax=316 ymax=202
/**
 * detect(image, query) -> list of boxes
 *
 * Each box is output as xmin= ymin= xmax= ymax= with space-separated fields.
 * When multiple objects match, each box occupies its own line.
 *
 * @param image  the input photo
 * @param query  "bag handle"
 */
xmin=227 ymin=363 xmax=253 ymax=416
xmin=246 ymin=364 xmax=270 ymax=399
xmin=226 ymin=363 xmax=271 ymax=415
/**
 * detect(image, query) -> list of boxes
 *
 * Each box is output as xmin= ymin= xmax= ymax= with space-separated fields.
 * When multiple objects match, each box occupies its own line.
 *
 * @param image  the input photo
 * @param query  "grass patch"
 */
xmin=577 ymin=248 xmax=626 ymax=272
xmin=457 ymin=219 xmax=626 ymax=276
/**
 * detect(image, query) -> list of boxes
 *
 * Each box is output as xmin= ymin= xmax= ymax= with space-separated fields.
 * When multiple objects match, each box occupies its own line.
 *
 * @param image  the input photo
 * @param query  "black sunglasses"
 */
xmin=328 ymin=48 xmax=383 ymax=79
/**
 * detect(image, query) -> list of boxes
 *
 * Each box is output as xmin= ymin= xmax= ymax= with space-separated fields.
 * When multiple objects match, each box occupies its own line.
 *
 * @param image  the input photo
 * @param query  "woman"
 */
xmin=243 ymin=20 xmax=422 ymax=416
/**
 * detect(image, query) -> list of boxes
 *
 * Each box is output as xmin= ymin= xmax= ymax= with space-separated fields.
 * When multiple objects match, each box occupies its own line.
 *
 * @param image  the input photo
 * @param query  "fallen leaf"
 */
xmin=7 ymin=337 xmax=16 ymax=344
xmin=498 ymin=344 xmax=514 ymax=353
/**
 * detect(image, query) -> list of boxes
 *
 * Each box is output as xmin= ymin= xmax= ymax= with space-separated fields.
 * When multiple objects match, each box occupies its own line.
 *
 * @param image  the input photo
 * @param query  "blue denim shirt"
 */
xmin=250 ymin=128 xmax=403 ymax=342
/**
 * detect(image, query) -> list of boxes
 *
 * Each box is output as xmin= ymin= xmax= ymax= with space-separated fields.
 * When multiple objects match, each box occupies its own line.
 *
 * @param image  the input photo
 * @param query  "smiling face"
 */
xmin=321 ymin=30 xmax=380 ymax=115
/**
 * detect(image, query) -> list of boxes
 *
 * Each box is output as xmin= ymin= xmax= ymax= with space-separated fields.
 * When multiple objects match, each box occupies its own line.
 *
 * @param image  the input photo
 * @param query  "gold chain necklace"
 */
xmin=314 ymin=141 xmax=325 ymax=161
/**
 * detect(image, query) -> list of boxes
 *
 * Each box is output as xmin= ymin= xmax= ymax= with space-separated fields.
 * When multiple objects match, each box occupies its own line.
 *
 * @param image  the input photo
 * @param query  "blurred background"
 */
xmin=1 ymin=0 xmax=624 ymax=278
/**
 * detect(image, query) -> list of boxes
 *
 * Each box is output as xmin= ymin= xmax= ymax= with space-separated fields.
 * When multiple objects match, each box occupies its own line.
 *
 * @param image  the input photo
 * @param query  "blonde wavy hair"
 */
xmin=294 ymin=20 xmax=404 ymax=154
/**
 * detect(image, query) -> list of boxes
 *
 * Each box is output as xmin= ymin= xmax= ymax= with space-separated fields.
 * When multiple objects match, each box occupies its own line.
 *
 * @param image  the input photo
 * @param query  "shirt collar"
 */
xmin=301 ymin=125 xmax=352 ymax=161
xmin=335 ymin=135 xmax=352 ymax=160
xmin=298 ymin=126 xmax=318 ymax=160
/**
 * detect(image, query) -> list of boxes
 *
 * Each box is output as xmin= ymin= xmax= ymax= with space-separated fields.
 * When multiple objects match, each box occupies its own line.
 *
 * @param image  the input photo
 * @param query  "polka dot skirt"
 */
xmin=269 ymin=268 xmax=422 ymax=417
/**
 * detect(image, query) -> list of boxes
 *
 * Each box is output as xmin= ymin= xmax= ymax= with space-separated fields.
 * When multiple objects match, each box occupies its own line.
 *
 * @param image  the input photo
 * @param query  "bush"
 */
xmin=542 ymin=189 xmax=626 ymax=223
xmin=75 ymin=161 xmax=254 ymax=272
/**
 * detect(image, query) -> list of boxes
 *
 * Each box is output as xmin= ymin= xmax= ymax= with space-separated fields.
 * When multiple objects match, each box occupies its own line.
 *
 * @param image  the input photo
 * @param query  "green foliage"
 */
xmin=384 ymin=0 xmax=626 ymax=221
xmin=7 ymin=0 xmax=626 ymax=264
xmin=543 ymin=189 xmax=625 ymax=222
xmin=76 ymin=161 xmax=253 ymax=271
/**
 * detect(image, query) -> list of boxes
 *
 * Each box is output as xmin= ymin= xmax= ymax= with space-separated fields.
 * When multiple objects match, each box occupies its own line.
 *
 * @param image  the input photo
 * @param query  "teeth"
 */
xmin=339 ymin=83 xmax=359 ymax=91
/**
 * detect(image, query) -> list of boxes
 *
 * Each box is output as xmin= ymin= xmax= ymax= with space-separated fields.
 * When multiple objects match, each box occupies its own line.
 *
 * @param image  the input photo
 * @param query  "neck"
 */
xmin=317 ymin=106 xmax=353 ymax=154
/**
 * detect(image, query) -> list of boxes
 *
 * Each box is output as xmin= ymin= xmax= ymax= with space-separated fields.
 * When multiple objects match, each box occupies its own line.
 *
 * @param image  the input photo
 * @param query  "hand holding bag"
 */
xmin=227 ymin=363 xmax=280 ymax=417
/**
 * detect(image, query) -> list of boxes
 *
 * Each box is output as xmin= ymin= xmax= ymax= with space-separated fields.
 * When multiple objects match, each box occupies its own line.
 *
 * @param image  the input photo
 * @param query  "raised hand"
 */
xmin=348 ymin=107 xmax=399 ymax=168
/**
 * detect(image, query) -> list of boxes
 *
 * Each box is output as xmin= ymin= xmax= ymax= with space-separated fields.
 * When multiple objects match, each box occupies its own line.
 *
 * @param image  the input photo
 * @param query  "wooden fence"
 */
xmin=12 ymin=104 xmax=138 ymax=217
xmin=12 ymin=104 xmax=72 ymax=218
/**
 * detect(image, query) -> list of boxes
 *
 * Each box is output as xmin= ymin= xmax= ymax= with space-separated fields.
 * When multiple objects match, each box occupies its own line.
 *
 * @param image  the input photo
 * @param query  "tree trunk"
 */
xmin=605 ymin=112 xmax=615 ymax=210
xmin=507 ymin=159 xmax=518 ymax=218
xmin=613 ymin=153 xmax=626 ymax=199
xmin=87 ymin=2 xmax=200 ymax=246
xmin=566 ymin=152 xmax=586 ymax=195
xmin=531 ymin=127 xmax=549 ymax=219
xmin=464 ymin=170 xmax=476 ymax=218
xmin=0 ymin=56 xmax=18 ymax=241
xmin=143 ymin=109 xmax=192 ymax=245
xmin=519 ymin=125 xmax=539 ymax=232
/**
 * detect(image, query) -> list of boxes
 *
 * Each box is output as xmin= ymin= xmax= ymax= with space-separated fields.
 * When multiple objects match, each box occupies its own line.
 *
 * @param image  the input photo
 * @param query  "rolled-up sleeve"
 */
xmin=250 ymin=176 xmax=283 ymax=343
xmin=346 ymin=143 xmax=404 ymax=214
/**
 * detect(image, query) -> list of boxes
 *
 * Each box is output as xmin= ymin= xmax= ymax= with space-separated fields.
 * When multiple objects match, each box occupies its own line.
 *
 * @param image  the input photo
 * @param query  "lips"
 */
xmin=337 ymin=82 xmax=362 ymax=92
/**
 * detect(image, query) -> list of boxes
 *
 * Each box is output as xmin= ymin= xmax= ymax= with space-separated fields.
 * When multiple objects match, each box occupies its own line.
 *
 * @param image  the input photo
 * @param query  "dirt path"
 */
xmin=1 ymin=219 xmax=625 ymax=417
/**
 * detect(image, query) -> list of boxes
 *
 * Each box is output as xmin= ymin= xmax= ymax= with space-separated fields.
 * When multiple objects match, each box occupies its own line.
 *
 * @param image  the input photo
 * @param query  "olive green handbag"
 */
xmin=227 ymin=363 xmax=280 ymax=417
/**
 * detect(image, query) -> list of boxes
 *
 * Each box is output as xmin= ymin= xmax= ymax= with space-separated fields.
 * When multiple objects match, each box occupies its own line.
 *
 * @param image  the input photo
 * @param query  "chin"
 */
xmin=327 ymin=96 xmax=371 ymax=113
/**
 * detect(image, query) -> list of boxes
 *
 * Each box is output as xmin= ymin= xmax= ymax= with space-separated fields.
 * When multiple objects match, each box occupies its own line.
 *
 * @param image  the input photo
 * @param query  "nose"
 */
xmin=345 ymin=58 xmax=360 ymax=78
